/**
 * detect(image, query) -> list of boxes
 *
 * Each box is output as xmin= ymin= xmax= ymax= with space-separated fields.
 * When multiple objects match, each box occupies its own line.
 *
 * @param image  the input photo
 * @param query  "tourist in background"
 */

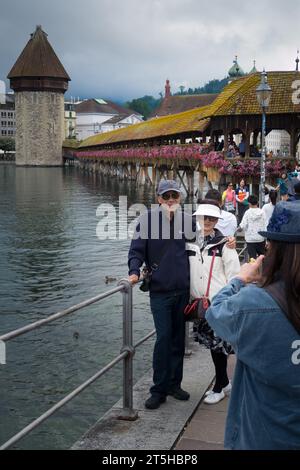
xmin=186 ymin=200 xmax=240 ymax=405
xmin=217 ymin=139 xmax=224 ymax=151
xmin=262 ymin=189 xmax=277 ymax=225
xmin=280 ymin=186 xmax=289 ymax=201
xmin=239 ymin=194 xmax=266 ymax=259
xmin=238 ymin=137 xmax=246 ymax=157
xmin=222 ymin=183 xmax=237 ymax=214
xmin=227 ymin=144 xmax=235 ymax=158
xmin=275 ymin=172 xmax=294 ymax=199
xmin=206 ymin=201 xmax=300 ymax=449
xmin=264 ymin=186 xmax=270 ymax=204
xmin=235 ymin=179 xmax=249 ymax=225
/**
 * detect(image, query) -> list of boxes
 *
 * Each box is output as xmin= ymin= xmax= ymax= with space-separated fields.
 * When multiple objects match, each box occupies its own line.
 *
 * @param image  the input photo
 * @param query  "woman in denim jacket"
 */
xmin=206 ymin=200 xmax=300 ymax=449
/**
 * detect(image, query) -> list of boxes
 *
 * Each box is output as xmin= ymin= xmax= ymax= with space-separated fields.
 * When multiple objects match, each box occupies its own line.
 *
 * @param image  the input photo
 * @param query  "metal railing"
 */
xmin=0 ymin=279 xmax=156 ymax=450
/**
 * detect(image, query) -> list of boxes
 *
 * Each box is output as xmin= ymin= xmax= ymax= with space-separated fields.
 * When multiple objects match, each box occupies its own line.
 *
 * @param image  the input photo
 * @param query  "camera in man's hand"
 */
xmin=139 ymin=267 xmax=152 ymax=292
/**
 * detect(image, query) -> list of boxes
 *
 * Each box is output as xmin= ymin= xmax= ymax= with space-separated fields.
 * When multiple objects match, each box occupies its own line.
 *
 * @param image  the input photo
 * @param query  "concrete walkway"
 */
xmin=73 ymin=339 xmax=215 ymax=450
xmin=73 ymin=333 xmax=236 ymax=451
xmin=174 ymin=355 xmax=235 ymax=450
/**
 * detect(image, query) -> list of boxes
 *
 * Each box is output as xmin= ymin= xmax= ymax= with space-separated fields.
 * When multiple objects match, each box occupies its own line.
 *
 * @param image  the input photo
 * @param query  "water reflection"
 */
xmin=0 ymin=165 xmax=155 ymax=449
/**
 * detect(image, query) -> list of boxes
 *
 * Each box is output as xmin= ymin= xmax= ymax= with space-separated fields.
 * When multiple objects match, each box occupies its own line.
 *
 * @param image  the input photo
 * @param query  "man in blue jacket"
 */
xmin=128 ymin=180 xmax=194 ymax=409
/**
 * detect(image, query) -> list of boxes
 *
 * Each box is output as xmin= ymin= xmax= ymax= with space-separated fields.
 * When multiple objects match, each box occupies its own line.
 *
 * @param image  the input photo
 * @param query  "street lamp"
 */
xmin=256 ymin=70 xmax=272 ymax=207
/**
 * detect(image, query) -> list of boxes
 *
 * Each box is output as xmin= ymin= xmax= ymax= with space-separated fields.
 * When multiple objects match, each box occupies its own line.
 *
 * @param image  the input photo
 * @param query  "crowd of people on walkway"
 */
xmin=127 ymin=174 xmax=300 ymax=450
xmin=214 ymin=136 xmax=298 ymax=160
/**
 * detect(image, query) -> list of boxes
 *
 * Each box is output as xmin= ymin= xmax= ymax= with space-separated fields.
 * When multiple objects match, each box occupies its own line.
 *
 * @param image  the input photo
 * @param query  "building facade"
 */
xmin=75 ymin=98 xmax=143 ymax=141
xmin=0 ymin=93 xmax=16 ymax=139
xmin=64 ymin=99 xmax=76 ymax=139
xmin=266 ymin=130 xmax=290 ymax=156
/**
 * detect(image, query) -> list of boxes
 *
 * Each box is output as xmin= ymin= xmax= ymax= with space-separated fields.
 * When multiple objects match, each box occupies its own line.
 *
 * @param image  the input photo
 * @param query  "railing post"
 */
xmin=117 ymin=279 xmax=138 ymax=421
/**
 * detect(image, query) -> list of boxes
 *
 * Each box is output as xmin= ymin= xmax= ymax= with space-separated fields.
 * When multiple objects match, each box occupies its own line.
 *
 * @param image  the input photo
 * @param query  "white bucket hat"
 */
xmin=193 ymin=204 xmax=223 ymax=219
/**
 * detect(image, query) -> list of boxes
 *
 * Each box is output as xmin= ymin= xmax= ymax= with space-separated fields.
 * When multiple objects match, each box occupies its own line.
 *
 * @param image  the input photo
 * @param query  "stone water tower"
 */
xmin=7 ymin=26 xmax=70 ymax=166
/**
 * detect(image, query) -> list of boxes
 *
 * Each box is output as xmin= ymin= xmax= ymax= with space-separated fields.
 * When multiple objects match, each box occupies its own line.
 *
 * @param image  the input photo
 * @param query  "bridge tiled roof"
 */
xmin=79 ymin=108 xmax=211 ymax=148
xmin=79 ymin=71 xmax=300 ymax=148
xmin=206 ymin=71 xmax=300 ymax=116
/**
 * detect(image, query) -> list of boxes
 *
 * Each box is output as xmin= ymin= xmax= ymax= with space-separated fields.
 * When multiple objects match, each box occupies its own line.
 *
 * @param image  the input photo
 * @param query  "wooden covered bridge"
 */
xmin=64 ymin=71 xmax=300 ymax=195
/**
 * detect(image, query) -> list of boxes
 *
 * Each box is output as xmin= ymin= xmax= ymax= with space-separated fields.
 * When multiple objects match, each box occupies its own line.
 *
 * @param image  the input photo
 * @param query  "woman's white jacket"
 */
xmin=186 ymin=231 xmax=240 ymax=301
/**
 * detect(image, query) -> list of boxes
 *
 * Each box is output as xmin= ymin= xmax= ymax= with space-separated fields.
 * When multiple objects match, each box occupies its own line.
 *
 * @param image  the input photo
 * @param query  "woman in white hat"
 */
xmin=186 ymin=199 xmax=240 ymax=404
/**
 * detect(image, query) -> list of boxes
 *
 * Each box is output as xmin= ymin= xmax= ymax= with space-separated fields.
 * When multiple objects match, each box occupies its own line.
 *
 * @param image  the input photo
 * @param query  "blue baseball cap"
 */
xmin=259 ymin=200 xmax=300 ymax=242
xmin=157 ymin=179 xmax=181 ymax=195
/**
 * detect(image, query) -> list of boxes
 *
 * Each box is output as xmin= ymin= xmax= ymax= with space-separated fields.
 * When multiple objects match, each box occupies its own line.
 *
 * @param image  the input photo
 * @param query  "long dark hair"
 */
xmin=269 ymin=189 xmax=278 ymax=206
xmin=262 ymin=241 xmax=300 ymax=333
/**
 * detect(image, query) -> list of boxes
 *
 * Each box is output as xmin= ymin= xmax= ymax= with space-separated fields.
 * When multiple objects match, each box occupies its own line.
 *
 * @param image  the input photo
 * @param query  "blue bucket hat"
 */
xmin=259 ymin=200 xmax=300 ymax=242
xmin=157 ymin=179 xmax=181 ymax=195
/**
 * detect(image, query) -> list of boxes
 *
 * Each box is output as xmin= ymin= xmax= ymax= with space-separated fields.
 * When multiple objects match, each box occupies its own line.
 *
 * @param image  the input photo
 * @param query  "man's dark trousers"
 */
xmin=149 ymin=289 xmax=189 ymax=397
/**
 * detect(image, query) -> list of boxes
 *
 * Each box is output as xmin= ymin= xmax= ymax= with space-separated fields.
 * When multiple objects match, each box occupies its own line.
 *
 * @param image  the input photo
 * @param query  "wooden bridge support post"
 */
xmin=198 ymin=171 xmax=205 ymax=201
xmin=117 ymin=164 xmax=121 ymax=178
xmin=186 ymin=169 xmax=194 ymax=196
xmin=158 ymin=166 xmax=166 ymax=181
xmin=137 ymin=164 xmax=144 ymax=186
xmin=130 ymin=163 xmax=137 ymax=181
xmin=124 ymin=164 xmax=130 ymax=180
xmin=167 ymin=169 xmax=174 ymax=180
xmin=152 ymin=165 xmax=157 ymax=188
xmin=143 ymin=165 xmax=151 ymax=184
xmin=245 ymin=131 xmax=251 ymax=158
xmin=224 ymin=129 xmax=229 ymax=153
xmin=253 ymin=130 xmax=259 ymax=151
xmin=290 ymin=128 xmax=297 ymax=158
xmin=176 ymin=170 xmax=188 ymax=195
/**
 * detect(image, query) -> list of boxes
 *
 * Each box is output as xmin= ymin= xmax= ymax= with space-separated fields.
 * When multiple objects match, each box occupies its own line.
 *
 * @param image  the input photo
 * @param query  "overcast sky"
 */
xmin=1 ymin=0 xmax=300 ymax=102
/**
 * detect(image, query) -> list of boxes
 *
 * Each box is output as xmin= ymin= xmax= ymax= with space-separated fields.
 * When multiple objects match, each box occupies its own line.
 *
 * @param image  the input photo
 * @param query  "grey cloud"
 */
xmin=0 ymin=0 xmax=299 ymax=101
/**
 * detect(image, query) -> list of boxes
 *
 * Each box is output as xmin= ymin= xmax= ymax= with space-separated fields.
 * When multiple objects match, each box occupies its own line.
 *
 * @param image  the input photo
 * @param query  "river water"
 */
xmin=0 ymin=165 xmax=163 ymax=449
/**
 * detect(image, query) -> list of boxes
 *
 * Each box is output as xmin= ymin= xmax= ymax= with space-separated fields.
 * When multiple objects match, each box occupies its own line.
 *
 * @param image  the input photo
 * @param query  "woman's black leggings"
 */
xmin=210 ymin=350 xmax=229 ymax=393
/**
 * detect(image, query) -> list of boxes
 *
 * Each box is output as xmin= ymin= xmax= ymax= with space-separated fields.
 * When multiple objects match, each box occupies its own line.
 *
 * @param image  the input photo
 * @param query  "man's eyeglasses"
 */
xmin=161 ymin=191 xmax=180 ymax=200
xmin=204 ymin=215 xmax=218 ymax=222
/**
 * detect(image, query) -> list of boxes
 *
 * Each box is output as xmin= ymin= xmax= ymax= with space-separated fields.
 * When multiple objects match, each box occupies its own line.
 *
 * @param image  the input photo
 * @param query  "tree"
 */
xmin=174 ymin=77 xmax=228 ymax=96
xmin=0 ymin=138 xmax=15 ymax=151
xmin=125 ymin=95 xmax=162 ymax=120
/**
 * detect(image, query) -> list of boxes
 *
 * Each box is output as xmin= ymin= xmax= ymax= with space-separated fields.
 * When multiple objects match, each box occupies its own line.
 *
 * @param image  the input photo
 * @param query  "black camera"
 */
xmin=139 ymin=267 xmax=152 ymax=292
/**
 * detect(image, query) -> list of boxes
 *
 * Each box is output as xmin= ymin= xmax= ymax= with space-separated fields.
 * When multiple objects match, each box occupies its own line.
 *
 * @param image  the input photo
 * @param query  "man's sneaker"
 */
xmin=204 ymin=381 xmax=232 ymax=397
xmin=145 ymin=395 xmax=166 ymax=410
xmin=203 ymin=390 xmax=225 ymax=405
xmin=168 ymin=387 xmax=190 ymax=401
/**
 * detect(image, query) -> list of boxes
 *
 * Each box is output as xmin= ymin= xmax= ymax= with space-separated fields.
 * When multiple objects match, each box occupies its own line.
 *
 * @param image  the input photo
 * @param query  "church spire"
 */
xmin=249 ymin=60 xmax=258 ymax=74
xmin=165 ymin=79 xmax=171 ymax=98
xmin=228 ymin=55 xmax=245 ymax=79
xmin=296 ymin=50 xmax=299 ymax=71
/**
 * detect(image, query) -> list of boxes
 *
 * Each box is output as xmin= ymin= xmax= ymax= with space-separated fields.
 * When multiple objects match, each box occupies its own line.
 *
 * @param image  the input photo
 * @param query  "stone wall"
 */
xmin=15 ymin=91 xmax=64 ymax=166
